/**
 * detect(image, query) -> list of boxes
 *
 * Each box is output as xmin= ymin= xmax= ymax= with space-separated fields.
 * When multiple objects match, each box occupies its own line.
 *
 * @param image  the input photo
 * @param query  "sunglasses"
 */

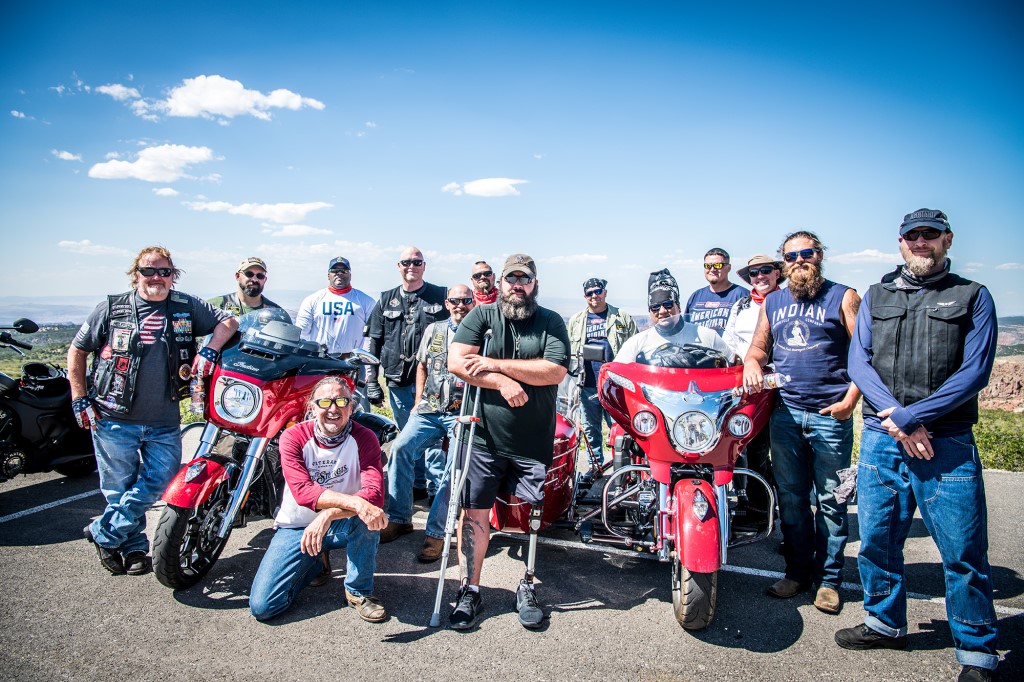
xmin=903 ymin=228 xmax=944 ymax=242
xmin=585 ymin=288 xmax=605 ymax=297
xmin=649 ymin=300 xmax=677 ymax=312
xmin=471 ymin=270 xmax=494 ymax=280
xmin=447 ymin=297 xmax=473 ymax=305
xmin=504 ymin=274 xmax=534 ymax=285
xmin=137 ymin=267 xmax=174 ymax=277
xmin=243 ymin=270 xmax=267 ymax=280
xmin=747 ymin=265 xmax=778 ymax=277
xmin=783 ymin=248 xmax=819 ymax=262
xmin=704 ymin=262 xmax=727 ymax=271
xmin=329 ymin=266 xmax=350 ymax=274
xmin=399 ymin=259 xmax=425 ymax=267
xmin=314 ymin=397 xmax=351 ymax=409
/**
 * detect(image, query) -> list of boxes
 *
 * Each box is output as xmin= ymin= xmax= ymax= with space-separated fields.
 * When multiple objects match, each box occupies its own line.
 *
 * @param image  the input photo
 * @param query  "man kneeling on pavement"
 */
xmin=249 ymin=376 xmax=388 ymax=623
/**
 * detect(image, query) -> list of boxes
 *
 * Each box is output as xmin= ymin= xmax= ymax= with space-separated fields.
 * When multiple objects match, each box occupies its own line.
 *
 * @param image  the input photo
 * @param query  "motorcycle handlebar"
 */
xmin=0 ymin=331 xmax=33 ymax=351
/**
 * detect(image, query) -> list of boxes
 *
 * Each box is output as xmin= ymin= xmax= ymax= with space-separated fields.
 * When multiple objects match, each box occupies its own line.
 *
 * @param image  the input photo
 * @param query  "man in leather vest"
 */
xmin=208 ymin=256 xmax=290 ymax=322
xmin=835 ymin=209 xmax=1000 ymax=682
xmin=743 ymin=231 xmax=862 ymax=615
xmin=68 ymin=246 xmax=237 ymax=576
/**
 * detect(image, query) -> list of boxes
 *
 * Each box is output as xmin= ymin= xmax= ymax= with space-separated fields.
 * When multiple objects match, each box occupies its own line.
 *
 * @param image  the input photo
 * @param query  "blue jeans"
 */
xmin=769 ymin=402 xmax=852 ymax=588
xmin=89 ymin=419 xmax=182 ymax=554
xmin=388 ymin=382 xmax=435 ymax=490
xmin=386 ymin=411 xmax=455 ymax=539
xmin=249 ymin=516 xmax=378 ymax=621
xmin=857 ymin=429 xmax=998 ymax=669
xmin=580 ymin=386 xmax=610 ymax=458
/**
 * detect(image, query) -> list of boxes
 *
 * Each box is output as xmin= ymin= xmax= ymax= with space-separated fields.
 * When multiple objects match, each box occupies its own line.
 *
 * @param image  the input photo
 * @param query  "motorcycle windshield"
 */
xmin=235 ymin=309 xmax=324 ymax=358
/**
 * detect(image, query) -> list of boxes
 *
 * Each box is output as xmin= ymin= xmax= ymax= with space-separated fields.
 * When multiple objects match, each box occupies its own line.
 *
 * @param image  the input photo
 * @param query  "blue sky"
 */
xmin=2 ymin=1 xmax=1022 ymax=318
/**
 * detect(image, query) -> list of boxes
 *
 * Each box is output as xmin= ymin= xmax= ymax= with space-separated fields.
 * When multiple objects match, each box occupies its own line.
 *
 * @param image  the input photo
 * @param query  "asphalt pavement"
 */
xmin=1 ymin=464 xmax=1020 ymax=682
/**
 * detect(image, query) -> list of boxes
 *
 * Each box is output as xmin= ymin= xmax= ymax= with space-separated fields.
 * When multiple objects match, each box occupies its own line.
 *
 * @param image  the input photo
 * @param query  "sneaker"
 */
xmin=958 ymin=666 xmax=993 ymax=682
xmin=766 ymin=578 xmax=809 ymax=599
xmin=417 ymin=536 xmax=445 ymax=563
xmin=83 ymin=526 xmax=124 ymax=575
xmin=309 ymin=551 xmax=331 ymax=587
xmin=814 ymin=586 xmax=842 ymax=614
xmin=345 ymin=590 xmax=387 ymax=623
xmin=379 ymin=521 xmax=415 ymax=544
xmin=834 ymin=624 xmax=909 ymax=651
xmin=515 ymin=580 xmax=544 ymax=629
xmin=123 ymin=551 xmax=152 ymax=576
xmin=450 ymin=586 xmax=482 ymax=630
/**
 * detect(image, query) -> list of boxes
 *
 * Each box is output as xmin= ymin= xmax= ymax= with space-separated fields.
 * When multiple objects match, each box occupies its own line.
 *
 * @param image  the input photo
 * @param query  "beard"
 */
xmin=785 ymin=261 xmax=824 ymax=301
xmin=904 ymin=254 xmax=938 ymax=277
xmin=242 ymin=281 xmax=264 ymax=297
xmin=499 ymin=283 xmax=540 ymax=321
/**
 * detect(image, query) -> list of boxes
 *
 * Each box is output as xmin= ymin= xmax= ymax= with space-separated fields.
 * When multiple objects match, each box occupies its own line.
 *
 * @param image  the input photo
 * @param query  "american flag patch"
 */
xmin=139 ymin=313 xmax=165 ymax=345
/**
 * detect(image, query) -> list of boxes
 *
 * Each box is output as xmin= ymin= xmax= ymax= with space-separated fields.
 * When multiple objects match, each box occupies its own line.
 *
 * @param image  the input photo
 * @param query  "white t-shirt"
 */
xmin=722 ymin=297 xmax=762 ymax=360
xmin=614 ymin=318 xmax=735 ymax=364
xmin=275 ymin=432 xmax=363 ymax=529
xmin=295 ymin=287 xmax=375 ymax=355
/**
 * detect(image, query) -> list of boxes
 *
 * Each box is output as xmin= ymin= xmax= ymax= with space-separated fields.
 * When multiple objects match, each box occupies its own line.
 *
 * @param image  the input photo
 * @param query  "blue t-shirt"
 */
xmin=685 ymin=284 xmax=748 ymax=336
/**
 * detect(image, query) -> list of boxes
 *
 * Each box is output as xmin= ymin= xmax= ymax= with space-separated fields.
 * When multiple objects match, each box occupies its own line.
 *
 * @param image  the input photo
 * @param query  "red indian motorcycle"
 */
xmin=152 ymin=309 xmax=397 ymax=589
xmin=488 ymin=341 xmax=779 ymax=631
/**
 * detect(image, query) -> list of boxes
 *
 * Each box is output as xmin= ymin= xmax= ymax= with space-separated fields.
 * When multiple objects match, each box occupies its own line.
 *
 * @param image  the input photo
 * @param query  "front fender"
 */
xmin=673 ymin=478 xmax=722 ymax=573
xmin=161 ymin=457 xmax=229 ymax=509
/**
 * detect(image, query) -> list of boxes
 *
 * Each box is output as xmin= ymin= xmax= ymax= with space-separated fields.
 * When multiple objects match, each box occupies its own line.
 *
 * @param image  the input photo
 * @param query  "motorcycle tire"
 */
xmin=52 ymin=458 xmax=97 ymax=478
xmin=153 ymin=485 xmax=231 ymax=589
xmin=671 ymin=559 xmax=717 ymax=630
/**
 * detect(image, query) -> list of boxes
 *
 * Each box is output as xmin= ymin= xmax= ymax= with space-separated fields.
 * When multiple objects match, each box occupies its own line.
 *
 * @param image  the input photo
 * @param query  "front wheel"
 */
xmin=671 ymin=557 xmax=718 ymax=630
xmin=153 ymin=485 xmax=231 ymax=589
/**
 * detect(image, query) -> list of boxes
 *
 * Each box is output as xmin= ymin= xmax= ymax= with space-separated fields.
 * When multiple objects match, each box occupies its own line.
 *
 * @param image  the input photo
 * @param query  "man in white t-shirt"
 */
xmin=295 ymin=256 xmax=376 ymax=356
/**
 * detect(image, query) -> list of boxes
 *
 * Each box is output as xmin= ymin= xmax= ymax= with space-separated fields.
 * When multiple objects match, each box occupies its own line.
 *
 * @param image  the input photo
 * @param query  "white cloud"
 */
xmin=11 ymin=110 xmax=26 ymax=119
xmin=544 ymin=254 xmax=609 ymax=265
xmin=105 ymin=151 xmax=121 ymax=160
xmin=440 ymin=182 xmax=463 ymax=196
xmin=442 ymin=178 xmax=529 ymax=197
xmin=365 ymin=121 xmax=377 ymax=128
xmin=57 ymin=239 xmax=131 ymax=257
xmin=162 ymin=75 xmax=326 ymax=121
xmin=830 ymin=249 xmax=899 ymax=264
xmin=96 ymin=83 xmax=141 ymax=101
xmin=153 ymin=187 xmax=179 ymax=197
xmin=88 ymin=144 xmax=215 ymax=182
xmin=996 ymin=263 xmax=1024 ymax=270
xmin=184 ymin=200 xmax=332 ymax=224
xmin=51 ymin=149 xmax=82 ymax=162
xmin=533 ymin=153 xmax=545 ymax=159
xmin=50 ymin=85 xmax=66 ymax=96
xmin=262 ymin=224 xmax=333 ymax=237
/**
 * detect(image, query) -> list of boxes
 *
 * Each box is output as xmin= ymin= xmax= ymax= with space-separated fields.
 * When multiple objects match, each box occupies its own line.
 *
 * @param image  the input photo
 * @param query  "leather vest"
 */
xmin=865 ymin=273 xmax=982 ymax=425
xmin=376 ymin=282 xmax=449 ymax=386
xmin=90 ymin=291 xmax=197 ymax=415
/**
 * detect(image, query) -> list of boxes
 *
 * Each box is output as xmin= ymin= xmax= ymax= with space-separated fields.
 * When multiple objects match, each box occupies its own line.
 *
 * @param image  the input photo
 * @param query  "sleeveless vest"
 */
xmin=376 ymin=282 xmax=449 ymax=386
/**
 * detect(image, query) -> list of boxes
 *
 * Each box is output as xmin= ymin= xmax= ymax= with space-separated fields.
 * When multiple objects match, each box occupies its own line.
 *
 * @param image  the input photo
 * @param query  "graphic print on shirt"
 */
xmin=771 ymin=301 xmax=827 ymax=352
xmin=139 ymin=312 xmax=165 ymax=345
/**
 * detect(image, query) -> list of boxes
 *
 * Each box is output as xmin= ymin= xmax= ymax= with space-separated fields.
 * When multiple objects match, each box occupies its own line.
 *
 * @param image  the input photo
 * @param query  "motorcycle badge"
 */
xmin=179 ymin=364 xmax=193 ymax=381
xmin=389 ymin=298 xmax=400 ymax=307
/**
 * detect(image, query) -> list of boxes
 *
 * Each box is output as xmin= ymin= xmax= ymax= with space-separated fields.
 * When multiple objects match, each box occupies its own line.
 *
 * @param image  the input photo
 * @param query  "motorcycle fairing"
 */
xmin=673 ymin=477 xmax=722 ymax=573
xmin=162 ymin=456 xmax=230 ymax=508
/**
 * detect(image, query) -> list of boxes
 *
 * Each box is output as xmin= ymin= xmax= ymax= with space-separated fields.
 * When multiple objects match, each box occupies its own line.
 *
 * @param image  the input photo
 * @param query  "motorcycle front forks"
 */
xmin=193 ymin=423 xmax=270 ymax=540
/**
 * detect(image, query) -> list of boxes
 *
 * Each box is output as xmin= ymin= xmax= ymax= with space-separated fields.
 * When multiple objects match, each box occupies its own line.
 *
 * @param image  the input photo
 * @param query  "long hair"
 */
xmin=778 ymin=230 xmax=826 ymax=258
xmin=126 ymin=246 xmax=183 ymax=288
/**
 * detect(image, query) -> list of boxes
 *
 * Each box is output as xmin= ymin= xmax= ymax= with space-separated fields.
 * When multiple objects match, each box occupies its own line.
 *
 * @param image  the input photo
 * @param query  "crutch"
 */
xmin=429 ymin=332 xmax=490 ymax=627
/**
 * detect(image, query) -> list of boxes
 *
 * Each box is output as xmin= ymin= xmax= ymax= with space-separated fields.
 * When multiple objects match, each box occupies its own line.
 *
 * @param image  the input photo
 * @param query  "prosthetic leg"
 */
xmin=515 ymin=502 xmax=545 ymax=628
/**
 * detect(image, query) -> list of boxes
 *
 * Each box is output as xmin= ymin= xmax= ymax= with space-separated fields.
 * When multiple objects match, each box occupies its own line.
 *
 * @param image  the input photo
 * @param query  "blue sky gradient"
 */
xmin=2 ymin=1 xmax=1022 ymax=317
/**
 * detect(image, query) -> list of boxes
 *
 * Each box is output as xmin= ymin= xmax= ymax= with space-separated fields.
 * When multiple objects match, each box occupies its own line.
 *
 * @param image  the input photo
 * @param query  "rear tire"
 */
xmin=153 ymin=486 xmax=231 ymax=589
xmin=671 ymin=558 xmax=717 ymax=630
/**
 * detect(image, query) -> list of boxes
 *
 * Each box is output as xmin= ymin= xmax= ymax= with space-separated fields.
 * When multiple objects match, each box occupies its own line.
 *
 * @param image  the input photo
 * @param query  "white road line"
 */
xmin=0 ymin=489 xmax=101 ymax=524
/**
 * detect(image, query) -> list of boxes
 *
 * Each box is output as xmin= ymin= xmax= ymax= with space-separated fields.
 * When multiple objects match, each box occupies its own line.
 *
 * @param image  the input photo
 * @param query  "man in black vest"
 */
xmin=836 ymin=209 xmax=1000 ymax=682
xmin=208 ymin=256 xmax=290 ymax=321
xmin=68 ymin=246 xmax=237 ymax=575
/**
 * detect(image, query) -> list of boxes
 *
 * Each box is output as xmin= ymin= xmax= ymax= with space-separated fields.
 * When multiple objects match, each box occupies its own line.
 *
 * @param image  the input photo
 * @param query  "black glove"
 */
xmin=365 ymin=381 xmax=385 ymax=407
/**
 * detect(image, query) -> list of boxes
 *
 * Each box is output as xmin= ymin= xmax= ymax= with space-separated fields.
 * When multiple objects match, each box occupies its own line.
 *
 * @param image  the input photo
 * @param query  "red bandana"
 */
xmin=474 ymin=289 xmax=498 ymax=304
xmin=328 ymin=285 xmax=352 ymax=295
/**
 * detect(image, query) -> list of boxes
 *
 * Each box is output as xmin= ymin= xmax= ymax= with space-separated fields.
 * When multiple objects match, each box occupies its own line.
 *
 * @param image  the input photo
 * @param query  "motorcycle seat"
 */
xmin=16 ymin=388 xmax=71 ymax=411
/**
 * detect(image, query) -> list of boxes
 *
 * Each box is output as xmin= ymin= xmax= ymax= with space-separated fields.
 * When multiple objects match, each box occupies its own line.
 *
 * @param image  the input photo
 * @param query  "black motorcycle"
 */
xmin=0 ymin=318 xmax=96 ymax=481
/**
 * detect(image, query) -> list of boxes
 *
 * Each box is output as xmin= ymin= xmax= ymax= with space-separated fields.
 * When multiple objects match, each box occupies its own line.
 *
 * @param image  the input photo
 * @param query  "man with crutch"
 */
xmin=444 ymin=254 xmax=570 ymax=630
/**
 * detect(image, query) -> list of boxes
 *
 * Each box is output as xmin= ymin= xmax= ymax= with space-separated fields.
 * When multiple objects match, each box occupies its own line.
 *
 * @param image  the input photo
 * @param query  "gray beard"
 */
xmin=499 ymin=286 xmax=539 ymax=321
xmin=904 ymin=254 xmax=937 ymax=277
xmin=242 ymin=283 xmax=263 ymax=297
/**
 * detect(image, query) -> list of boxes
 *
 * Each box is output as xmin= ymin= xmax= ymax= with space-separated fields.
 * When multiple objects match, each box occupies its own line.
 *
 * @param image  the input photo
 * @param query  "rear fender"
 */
xmin=673 ymin=478 xmax=722 ymax=573
xmin=161 ymin=457 xmax=230 ymax=509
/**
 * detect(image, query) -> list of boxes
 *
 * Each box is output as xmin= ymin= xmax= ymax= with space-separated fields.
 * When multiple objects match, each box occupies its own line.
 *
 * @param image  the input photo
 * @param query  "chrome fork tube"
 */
xmin=658 ymin=482 xmax=670 ymax=562
xmin=192 ymin=422 xmax=222 ymax=461
xmin=716 ymin=483 xmax=729 ymax=566
xmin=217 ymin=436 xmax=269 ymax=538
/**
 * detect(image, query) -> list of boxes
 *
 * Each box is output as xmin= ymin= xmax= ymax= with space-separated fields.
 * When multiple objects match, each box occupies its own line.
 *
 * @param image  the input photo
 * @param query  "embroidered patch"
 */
xmin=179 ymin=364 xmax=193 ymax=381
xmin=112 ymin=328 xmax=131 ymax=352
xmin=114 ymin=356 xmax=130 ymax=372
xmin=100 ymin=345 xmax=113 ymax=360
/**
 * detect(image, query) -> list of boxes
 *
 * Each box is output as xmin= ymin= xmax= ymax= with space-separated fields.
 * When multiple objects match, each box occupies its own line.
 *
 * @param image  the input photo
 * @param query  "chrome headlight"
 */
xmin=672 ymin=411 xmax=715 ymax=452
xmin=727 ymin=414 xmax=752 ymax=437
xmin=219 ymin=382 xmax=259 ymax=420
xmin=632 ymin=410 xmax=658 ymax=435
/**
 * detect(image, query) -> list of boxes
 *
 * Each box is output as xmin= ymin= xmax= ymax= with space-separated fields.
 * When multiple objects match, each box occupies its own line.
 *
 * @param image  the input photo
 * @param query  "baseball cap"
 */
xmin=899 ymin=209 xmax=950 ymax=236
xmin=501 ymin=253 xmax=537 ymax=279
xmin=237 ymin=257 xmax=267 ymax=273
xmin=328 ymin=256 xmax=351 ymax=270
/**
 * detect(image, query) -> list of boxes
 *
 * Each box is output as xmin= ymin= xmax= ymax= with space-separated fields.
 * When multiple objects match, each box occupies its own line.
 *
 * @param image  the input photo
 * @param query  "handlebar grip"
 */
xmin=0 ymin=332 xmax=32 ymax=351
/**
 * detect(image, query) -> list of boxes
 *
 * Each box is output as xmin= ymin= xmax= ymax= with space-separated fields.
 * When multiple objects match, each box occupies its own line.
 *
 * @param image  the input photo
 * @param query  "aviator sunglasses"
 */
xmin=903 ymin=228 xmax=944 ymax=242
xmin=747 ymin=265 xmax=778 ymax=277
xmin=703 ymin=262 xmax=727 ymax=270
xmin=314 ymin=397 xmax=351 ymax=409
xmin=243 ymin=270 xmax=267 ymax=280
xmin=137 ymin=267 xmax=174 ymax=277
xmin=783 ymin=248 xmax=819 ymax=262
xmin=504 ymin=274 xmax=534 ymax=285
xmin=649 ymin=300 xmax=677 ymax=312
xmin=399 ymin=259 xmax=425 ymax=267
xmin=447 ymin=297 xmax=473 ymax=305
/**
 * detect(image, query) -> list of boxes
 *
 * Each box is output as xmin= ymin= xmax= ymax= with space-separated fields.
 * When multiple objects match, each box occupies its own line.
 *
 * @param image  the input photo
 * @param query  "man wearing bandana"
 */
xmin=470 ymin=260 xmax=498 ymax=305
xmin=835 ymin=209 xmax=1000 ymax=682
xmin=250 ymin=376 xmax=388 ymax=623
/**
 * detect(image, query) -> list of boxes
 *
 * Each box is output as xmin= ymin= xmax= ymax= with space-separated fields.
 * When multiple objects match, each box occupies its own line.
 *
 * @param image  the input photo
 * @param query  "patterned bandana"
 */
xmin=892 ymin=258 xmax=951 ymax=291
xmin=474 ymin=288 xmax=498 ymax=304
xmin=314 ymin=417 xmax=353 ymax=448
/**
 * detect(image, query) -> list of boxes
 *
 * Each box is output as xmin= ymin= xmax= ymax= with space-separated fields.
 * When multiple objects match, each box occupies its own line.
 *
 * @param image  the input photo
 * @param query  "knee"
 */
xmin=249 ymin=592 xmax=282 ymax=622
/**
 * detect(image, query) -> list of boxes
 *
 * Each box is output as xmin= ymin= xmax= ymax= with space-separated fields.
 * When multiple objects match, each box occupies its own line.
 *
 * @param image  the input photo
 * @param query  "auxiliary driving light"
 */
xmin=727 ymin=413 xmax=752 ymax=437
xmin=632 ymin=410 xmax=658 ymax=435
xmin=691 ymin=489 xmax=711 ymax=521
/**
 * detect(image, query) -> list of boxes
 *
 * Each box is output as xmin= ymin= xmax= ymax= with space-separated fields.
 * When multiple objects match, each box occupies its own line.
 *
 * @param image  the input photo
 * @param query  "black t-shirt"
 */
xmin=453 ymin=303 xmax=570 ymax=465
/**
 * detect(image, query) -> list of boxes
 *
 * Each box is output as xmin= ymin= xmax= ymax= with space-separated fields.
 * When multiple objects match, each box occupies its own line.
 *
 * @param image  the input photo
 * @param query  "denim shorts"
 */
xmin=461 ymin=445 xmax=546 ymax=509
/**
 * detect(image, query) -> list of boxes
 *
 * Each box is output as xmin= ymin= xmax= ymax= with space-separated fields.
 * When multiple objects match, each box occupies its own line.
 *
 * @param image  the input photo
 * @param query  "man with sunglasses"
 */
xmin=250 ymin=376 xmax=388 ymax=623
xmin=296 ymin=256 xmax=375 ymax=357
xmin=470 ymin=261 xmax=498 ymax=305
xmin=208 ymin=257 xmax=290 ymax=322
xmin=68 ymin=246 xmax=237 ymax=576
xmin=685 ymin=248 xmax=748 ymax=336
xmin=835 ymin=210 xmax=1000 ymax=681
xmin=567 ymin=277 xmax=637 ymax=460
xmin=447 ymin=254 xmax=570 ymax=630
xmin=380 ymin=284 xmax=476 ymax=561
xmin=743 ymin=231 xmax=861 ymax=616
